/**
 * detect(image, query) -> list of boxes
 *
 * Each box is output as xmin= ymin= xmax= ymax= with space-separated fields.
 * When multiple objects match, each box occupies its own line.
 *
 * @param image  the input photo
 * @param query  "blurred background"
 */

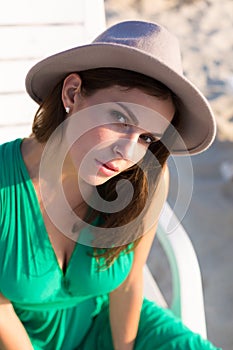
xmin=104 ymin=0 xmax=233 ymax=348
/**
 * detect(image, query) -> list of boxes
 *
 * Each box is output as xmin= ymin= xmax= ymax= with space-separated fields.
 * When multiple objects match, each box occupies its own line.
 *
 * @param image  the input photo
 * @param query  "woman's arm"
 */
xmin=109 ymin=165 xmax=169 ymax=350
xmin=0 ymin=293 xmax=33 ymax=350
xmin=109 ymin=227 xmax=155 ymax=350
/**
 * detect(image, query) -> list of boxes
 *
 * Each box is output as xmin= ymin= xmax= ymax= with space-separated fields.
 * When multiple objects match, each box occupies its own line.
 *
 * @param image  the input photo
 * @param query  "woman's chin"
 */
xmin=79 ymin=173 xmax=114 ymax=187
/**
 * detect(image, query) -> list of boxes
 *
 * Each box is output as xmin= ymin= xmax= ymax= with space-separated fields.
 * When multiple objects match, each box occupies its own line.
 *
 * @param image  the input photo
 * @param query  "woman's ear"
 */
xmin=62 ymin=73 xmax=82 ymax=114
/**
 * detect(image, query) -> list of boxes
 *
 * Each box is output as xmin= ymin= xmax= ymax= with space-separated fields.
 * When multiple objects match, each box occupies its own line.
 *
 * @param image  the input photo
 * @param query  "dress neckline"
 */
xmin=16 ymin=138 xmax=79 ymax=278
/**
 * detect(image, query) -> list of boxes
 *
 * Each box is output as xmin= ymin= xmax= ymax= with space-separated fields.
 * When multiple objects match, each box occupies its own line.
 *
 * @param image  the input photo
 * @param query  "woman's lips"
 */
xmin=103 ymin=161 xmax=119 ymax=172
xmin=95 ymin=160 xmax=119 ymax=176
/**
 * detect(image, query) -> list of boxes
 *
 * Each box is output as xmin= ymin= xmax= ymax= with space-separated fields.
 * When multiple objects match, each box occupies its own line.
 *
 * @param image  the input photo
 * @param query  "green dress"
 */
xmin=0 ymin=139 xmax=220 ymax=350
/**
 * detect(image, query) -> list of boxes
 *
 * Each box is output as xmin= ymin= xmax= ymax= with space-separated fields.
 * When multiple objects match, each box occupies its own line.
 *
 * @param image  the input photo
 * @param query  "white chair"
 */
xmin=143 ymin=201 xmax=207 ymax=338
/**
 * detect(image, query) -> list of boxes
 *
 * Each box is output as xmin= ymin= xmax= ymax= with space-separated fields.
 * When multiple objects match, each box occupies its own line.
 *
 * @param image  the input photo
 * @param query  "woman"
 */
xmin=0 ymin=21 xmax=220 ymax=350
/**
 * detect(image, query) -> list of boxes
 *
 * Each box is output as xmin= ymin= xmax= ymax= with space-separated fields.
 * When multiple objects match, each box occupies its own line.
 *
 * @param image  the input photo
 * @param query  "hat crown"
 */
xmin=93 ymin=21 xmax=183 ymax=74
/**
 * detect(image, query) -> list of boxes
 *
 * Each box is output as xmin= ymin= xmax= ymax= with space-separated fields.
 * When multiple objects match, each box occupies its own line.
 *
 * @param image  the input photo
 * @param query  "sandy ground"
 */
xmin=104 ymin=0 xmax=233 ymax=349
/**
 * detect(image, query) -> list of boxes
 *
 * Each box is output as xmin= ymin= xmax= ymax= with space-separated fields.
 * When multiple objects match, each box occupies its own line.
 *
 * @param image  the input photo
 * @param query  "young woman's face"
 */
xmin=66 ymin=86 xmax=175 ymax=186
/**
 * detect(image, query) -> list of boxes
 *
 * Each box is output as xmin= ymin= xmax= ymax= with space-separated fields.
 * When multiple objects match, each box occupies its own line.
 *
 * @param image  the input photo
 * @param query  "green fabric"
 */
xmin=0 ymin=139 xmax=221 ymax=350
xmin=78 ymin=299 xmax=220 ymax=350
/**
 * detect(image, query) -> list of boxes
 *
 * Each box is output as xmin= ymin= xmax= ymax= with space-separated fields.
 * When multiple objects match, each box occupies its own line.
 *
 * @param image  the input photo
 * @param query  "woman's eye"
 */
xmin=111 ymin=110 xmax=128 ymax=125
xmin=140 ymin=134 xmax=156 ymax=144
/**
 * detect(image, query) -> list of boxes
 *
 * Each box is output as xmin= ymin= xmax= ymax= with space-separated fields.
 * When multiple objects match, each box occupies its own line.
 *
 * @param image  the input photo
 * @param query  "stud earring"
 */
xmin=65 ymin=106 xmax=70 ymax=114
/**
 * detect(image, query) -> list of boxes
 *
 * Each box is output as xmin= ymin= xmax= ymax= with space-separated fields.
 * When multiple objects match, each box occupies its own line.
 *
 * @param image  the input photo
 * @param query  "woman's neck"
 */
xmin=21 ymin=136 xmax=91 ymax=215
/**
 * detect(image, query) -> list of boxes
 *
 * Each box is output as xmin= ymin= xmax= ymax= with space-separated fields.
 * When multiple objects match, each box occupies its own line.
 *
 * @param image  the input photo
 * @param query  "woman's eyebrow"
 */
xmin=115 ymin=102 xmax=163 ymax=138
xmin=116 ymin=102 xmax=139 ymax=126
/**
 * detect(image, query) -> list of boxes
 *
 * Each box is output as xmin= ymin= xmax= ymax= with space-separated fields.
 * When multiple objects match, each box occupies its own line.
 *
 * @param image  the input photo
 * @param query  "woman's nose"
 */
xmin=112 ymin=134 xmax=145 ymax=162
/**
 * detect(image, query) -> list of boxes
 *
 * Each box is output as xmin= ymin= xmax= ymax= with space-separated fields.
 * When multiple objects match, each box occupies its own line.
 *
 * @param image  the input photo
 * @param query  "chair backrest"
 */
xmin=143 ymin=201 xmax=207 ymax=338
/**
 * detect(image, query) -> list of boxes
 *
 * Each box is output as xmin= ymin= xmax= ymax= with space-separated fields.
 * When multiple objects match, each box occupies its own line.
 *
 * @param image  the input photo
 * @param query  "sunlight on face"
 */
xmin=65 ymin=87 xmax=175 ymax=186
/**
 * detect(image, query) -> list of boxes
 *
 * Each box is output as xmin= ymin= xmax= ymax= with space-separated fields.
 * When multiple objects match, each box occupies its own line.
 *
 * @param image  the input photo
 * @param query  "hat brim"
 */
xmin=25 ymin=43 xmax=216 ymax=155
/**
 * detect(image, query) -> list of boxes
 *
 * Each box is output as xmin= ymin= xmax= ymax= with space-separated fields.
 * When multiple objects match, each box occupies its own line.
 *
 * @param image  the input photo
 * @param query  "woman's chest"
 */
xmin=0 ymin=211 xmax=133 ymax=304
xmin=0 ymin=180 xmax=133 ymax=305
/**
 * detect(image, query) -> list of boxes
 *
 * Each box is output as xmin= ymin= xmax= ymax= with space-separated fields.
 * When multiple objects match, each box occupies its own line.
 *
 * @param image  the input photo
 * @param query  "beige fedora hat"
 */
xmin=25 ymin=20 xmax=216 ymax=155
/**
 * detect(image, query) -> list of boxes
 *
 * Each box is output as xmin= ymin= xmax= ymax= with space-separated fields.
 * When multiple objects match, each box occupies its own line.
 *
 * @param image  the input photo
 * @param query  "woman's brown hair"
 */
xmin=32 ymin=68 xmax=180 ymax=268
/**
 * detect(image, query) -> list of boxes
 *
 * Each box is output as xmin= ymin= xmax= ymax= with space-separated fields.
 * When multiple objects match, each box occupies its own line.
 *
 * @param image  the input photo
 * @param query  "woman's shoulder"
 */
xmin=0 ymin=138 xmax=22 ymax=185
xmin=154 ymin=162 xmax=169 ymax=206
xmin=161 ymin=162 xmax=169 ymax=191
xmin=150 ymin=162 xmax=169 ymax=215
xmin=0 ymin=138 xmax=22 ymax=158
